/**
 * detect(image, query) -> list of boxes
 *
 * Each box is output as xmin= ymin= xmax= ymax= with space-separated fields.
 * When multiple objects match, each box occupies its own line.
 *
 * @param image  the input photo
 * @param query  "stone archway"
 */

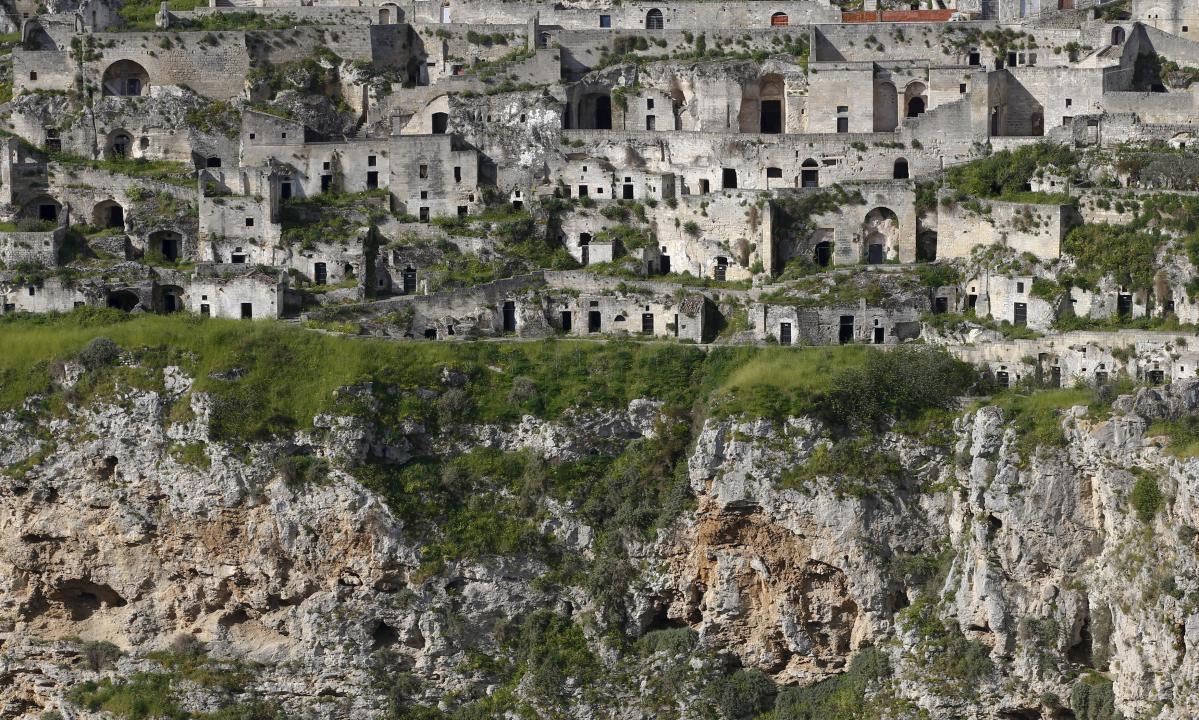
xmin=101 ymin=60 xmax=149 ymax=97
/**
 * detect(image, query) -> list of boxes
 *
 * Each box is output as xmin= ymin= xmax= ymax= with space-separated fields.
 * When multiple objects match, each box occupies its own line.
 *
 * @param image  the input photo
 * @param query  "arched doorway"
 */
xmin=646 ymin=9 xmax=663 ymax=29
xmin=26 ymin=195 xmax=60 ymax=222
xmin=1111 ymin=26 xmax=1126 ymax=44
xmin=893 ymin=158 xmax=909 ymax=179
xmin=101 ymin=60 xmax=149 ymax=96
xmin=93 ymin=200 xmax=124 ymax=229
xmin=107 ymin=290 xmax=139 ymax=311
xmin=149 ymin=230 xmax=182 ymax=261
xmin=800 ymin=159 xmax=819 ymax=188
xmin=759 ymin=74 xmax=784 ymax=134
xmin=106 ymin=129 xmax=133 ymax=160
xmin=863 ymin=207 xmax=900 ymax=264
xmin=159 ymin=285 xmax=184 ymax=313
xmin=771 ymin=12 xmax=789 ymax=25
xmin=904 ymin=82 xmax=927 ymax=118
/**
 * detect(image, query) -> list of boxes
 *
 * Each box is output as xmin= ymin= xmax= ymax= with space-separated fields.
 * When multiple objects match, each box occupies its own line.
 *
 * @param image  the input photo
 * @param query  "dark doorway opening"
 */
xmin=1014 ymin=302 xmax=1027 ymax=326
xmin=502 ymin=300 xmax=517 ymax=333
xmin=779 ymin=322 xmax=792 ymax=345
xmin=588 ymin=310 xmax=601 ymax=333
xmin=403 ymin=267 xmax=417 ymax=294
xmin=760 ymin=100 xmax=782 ymax=134
xmin=314 ymin=262 xmax=328 ymax=285
xmin=867 ymin=243 xmax=884 ymax=264
xmin=560 ymin=311 xmax=572 ymax=332
xmin=641 ymin=313 xmax=654 ymax=334
xmin=594 ymin=96 xmax=612 ymax=130
xmin=814 ymin=241 xmax=832 ymax=267
xmin=839 ymin=315 xmax=854 ymax=344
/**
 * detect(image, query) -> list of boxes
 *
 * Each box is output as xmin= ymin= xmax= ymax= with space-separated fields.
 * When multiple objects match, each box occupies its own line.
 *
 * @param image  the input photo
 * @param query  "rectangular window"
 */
xmin=419 ymin=164 xmax=428 ymax=179
xmin=960 ymin=83 xmax=967 ymax=93
xmin=420 ymin=190 xmax=428 ymax=199
xmin=453 ymin=166 xmax=461 ymax=183
xmin=245 ymin=217 xmax=254 ymax=227
xmin=29 ymin=71 xmax=36 ymax=81
xmin=646 ymin=115 xmax=656 ymax=131
xmin=1066 ymin=98 xmax=1072 ymax=107
xmin=599 ymin=14 xmax=611 ymax=27
xmin=647 ymin=99 xmax=655 ymax=110
xmin=323 ymin=161 xmax=330 ymax=170
xmin=368 ymin=155 xmax=377 ymax=167
xmin=837 ymin=117 xmax=848 ymax=133
xmin=457 ymin=205 xmax=467 ymax=217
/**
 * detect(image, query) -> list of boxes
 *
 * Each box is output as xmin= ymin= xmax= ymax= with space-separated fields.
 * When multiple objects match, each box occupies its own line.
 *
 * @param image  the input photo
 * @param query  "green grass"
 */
xmin=1147 ymin=416 xmax=1199 ymax=457
xmin=699 ymin=345 xmax=873 ymax=419
xmin=988 ymin=386 xmax=1095 ymax=462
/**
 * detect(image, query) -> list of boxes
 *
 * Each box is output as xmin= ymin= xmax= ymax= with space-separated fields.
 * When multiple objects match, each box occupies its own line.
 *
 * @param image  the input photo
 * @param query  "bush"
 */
xmin=775 ymin=647 xmax=897 ymax=720
xmin=1130 ymin=473 xmax=1163 ymax=522
xmin=78 ymin=337 xmax=120 ymax=370
xmin=1070 ymin=673 xmax=1121 ymax=720
xmin=707 ymin=668 xmax=776 ymax=719
xmin=436 ymin=387 xmax=475 ymax=424
xmin=819 ymin=346 xmax=975 ymax=431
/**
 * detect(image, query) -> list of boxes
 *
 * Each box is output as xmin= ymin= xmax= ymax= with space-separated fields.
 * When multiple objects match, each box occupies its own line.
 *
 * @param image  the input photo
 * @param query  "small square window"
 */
xmin=249 ymin=133 xmax=256 ymax=140
xmin=1017 ymin=282 xmax=1025 ymax=293
xmin=281 ymin=132 xmax=287 ymax=139
xmin=647 ymin=99 xmax=655 ymax=110
xmin=599 ymin=14 xmax=611 ymax=27
xmin=29 ymin=71 xmax=37 ymax=81
xmin=368 ymin=155 xmax=377 ymax=167
xmin=959 ymin=83 xmax=967 ymax=94
xmin=323 ymin=161 xmax=330 ymax=170
xmin=420 ymin=190 xmax=428 ymax=199
xmin=245 ymin=217 xmax=254 ymax=227
xmin=1184 ymin=25 xmax=1190 ymax=31
xmin=1066 ymin=98 xmax=1072 ymax=107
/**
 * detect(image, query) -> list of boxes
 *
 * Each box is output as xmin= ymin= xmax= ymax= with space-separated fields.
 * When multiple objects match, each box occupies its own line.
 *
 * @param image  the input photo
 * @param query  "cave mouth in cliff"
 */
xmin=50 ymin=580 xmax=127 ymax=621
xmin=372 ymin=621 xmax=400 ymax=650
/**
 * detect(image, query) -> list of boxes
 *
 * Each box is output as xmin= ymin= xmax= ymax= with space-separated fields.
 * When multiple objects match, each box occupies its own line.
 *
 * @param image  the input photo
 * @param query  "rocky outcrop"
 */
xmin=2 ymin=368 xmax=1198 ymax=718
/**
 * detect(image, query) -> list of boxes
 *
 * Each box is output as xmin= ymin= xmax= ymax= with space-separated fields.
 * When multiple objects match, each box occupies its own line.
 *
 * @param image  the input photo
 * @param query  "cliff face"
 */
xmin=2 ymin=359 xmax=1197 ymax=720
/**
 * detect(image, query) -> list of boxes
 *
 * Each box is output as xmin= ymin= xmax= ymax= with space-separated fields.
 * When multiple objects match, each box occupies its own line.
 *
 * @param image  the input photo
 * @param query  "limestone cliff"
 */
xmin=1 ymin=357 xmax=1196 ymax=720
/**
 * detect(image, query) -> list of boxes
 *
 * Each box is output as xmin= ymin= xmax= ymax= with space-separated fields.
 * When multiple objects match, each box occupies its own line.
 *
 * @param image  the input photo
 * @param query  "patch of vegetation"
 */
xmin=946 ymin=142 xmax=1077 ymax=202
xmin=989 ymin=386 xmax=1095 ymax=463
xmin=1130 ymin=471 xmax=1163 ymax=522
xmin=897 ymin=596 xmax=994 ymax=699
xmin=774 ymin=647 xmax=915 ymax=720
xmin=820 ymin=345 xmax=976 ymax=432
xmin=50 ymin=149 xmax=195 ymax=187
xmin=1148 ymin=415 xmax=1199 ymax=457
xmin=1069 ymin=672 xmax=1122 ymax=720
xmin=780 ymin=437 xmax=903 ymax=497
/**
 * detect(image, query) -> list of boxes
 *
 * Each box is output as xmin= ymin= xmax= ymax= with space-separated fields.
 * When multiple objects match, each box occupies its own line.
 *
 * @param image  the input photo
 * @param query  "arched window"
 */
xmin=1111 ymin=26 xmax=1126 ymax=45
xmin=893 ymin=158 xmax=909 ymax=179
xmin=646 ymin=9 xmax=663 ymax=29
xmin=770 ymin=12 xmax=789 ymax=26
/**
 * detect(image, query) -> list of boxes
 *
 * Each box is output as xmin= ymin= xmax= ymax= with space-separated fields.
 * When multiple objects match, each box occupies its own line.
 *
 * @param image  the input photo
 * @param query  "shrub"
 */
xmin=78 ymin=337 xmax=120 ymax=370
xmin=1070 ymin=673 xmax=1120 ymax=720
xmin=1130 ymin=472 xmax=1163 ymax=522
xmin=819 ymin=346 xmax=975 ymax=431
xmin=775 ymin=647 xmax=898 ymax=720
xmin=707 ymin=668 xmax=776 ymax=719
xmin=436 ymin=387 xmax=475 ymax=424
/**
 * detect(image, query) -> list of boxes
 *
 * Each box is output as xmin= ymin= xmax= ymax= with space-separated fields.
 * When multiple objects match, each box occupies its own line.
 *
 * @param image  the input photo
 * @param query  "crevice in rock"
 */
xmin=49 ymin=580 xmax=127 ymax=621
